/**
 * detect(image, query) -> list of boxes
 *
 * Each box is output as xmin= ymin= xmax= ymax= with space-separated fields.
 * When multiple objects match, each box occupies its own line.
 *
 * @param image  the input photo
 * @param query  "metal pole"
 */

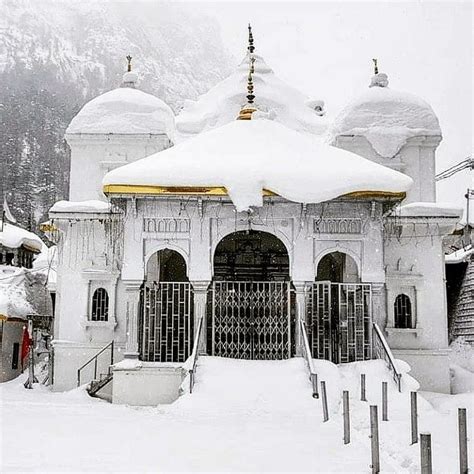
xmin=382 ymin=382 xmax=388 ymax=421
xmin=343 ymin=390 xmax=350 ymax=444
xmin=370 ymin=405 xmax=380 ymax=473
xmin=321 ymin=381 xmax=329 ymax=422
xmin=311 ymin=373 xmax=319 ymax=399
xmin=420 ymin=433 xmax=432 ymax=474
xmin=361 ymin=373 xmax=367 ymax=401
xmin=459 ymin=408 xmax=468 ymax=474
xmin=411 ymin=391 xmax=418 ymax=444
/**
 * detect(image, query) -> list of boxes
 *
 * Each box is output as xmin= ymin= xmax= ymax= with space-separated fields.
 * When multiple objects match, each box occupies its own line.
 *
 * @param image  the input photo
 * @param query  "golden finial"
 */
xmin=248 ymin=23 xmax=255 ymax=54
xmin=372 ymin=58 xmax=378 ymax=75
xmin=237 ymin=55 xmax=257 ymax=120
xmin=126 ymin=55 xmax=132 ymax=72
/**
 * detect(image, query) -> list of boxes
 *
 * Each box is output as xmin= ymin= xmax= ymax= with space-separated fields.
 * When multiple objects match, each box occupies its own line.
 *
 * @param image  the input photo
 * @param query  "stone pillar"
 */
xmin=293 ymin=281 xmax=310 ymax=357
xmin=371 ymin=283 xmax=387 ymax=329
xmin=192 ymin=281 xmax=211 ymax=354
xmin=123 ymin=280 xmax=142 ymax=359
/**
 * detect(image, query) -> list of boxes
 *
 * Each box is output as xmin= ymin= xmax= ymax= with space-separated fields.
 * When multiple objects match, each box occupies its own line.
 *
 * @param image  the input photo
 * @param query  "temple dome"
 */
xmin=176 ymin=54 xmax=328 ymax=138
xmin=66 ymin=85 xmax=175 ymax=139
xmin=329 ymin=73 xmax=441 ymax=158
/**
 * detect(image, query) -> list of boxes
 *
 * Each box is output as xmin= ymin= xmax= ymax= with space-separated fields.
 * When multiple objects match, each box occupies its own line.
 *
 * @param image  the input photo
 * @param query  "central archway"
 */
xmin=209 ymin=230 xmax=293 ymax=360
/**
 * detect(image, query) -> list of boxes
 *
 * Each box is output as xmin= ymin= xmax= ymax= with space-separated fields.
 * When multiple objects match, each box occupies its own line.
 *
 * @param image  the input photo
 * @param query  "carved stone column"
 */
xmin=191 ymin=281 xmax=211 ymax=354
xmin=293 ymin=281 xmax=310 ymax=357
xmin=371 ymin=282 xmax=387 ymax=329
xmin=123 ymin=280 xmax=142 ymax=359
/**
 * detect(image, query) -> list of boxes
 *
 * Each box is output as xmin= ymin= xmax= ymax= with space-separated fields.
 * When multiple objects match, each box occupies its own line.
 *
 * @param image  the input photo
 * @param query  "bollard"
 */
xmin=321 ymin=381 xmax=329 ymax=422
xmin=343 ymin=390 xmax=350 ymax=444
xmin=370 ymin=405 xmax=380 ymax=473
xmin=361 ymin=373 xmax=367 ymax=401
xmin=382 ymin=381 xmax=388 ymax=421
xmin=420 ymin=433 xmax=432 ymax=474
xmin=459 ymin=408 xmax=468 ymax=474
xmin=311 ymin=373 xmax=319 ymax=399
xmin=411 ymin=392 xmax=418 ymax=445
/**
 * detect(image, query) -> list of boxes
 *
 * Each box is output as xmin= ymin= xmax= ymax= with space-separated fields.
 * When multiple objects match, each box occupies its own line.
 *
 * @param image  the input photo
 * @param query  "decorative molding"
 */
xmin=143 ymin=217 xmax=190 ymax=234
xmin=314 ymin=217 xmax=363 ymax=234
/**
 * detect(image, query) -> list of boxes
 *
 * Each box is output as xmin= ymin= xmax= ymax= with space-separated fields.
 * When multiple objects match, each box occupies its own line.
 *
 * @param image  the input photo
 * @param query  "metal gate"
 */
xmin=306 ymin=282 xmax=372 ymax=363
xmin=139 ymin=283 xmax=193 ymax=362
xmin=211 ymin=281 xmax=292 ymax=360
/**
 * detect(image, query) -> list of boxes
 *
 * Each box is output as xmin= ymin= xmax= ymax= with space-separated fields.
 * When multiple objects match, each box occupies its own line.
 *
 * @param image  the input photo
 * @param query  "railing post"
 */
xmin=94 ymin=357 xmax=98 ymax=380
xmin=420 ymin=433 xmax=432 ymax=474
xmin=382 ymin=382 xmax=388 ymax=421
xmin=411 ymin=391 xmax=418 ymax=445
xmin=343 ymin=390 xmax=350 ymax=444
xmin=311 ymin=373 xmax=319 ymax=399
xmin=361 ymin=373 xmax=367 ymax=401
xmin=370 ymin=405 xmax=380 ymax=473
xmin=459 ymin=408 xmax=468 ymax=474
xmin=110 ymin=340 xmax=114 ymax=365
xmin=77 ymin=370 xmax=81 ymax=387
xmin=321 ymin=381 xmax=329 ymax=422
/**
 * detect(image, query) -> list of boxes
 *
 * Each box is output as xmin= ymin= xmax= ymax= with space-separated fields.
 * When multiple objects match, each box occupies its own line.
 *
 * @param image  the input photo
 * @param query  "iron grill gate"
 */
xmin=139 ymin=283 xmax=193 ymax=363
xmin=306 ymin=282 xmax=372 ymax=363
xmin=211 ymin=281 xmax=292 ymax=360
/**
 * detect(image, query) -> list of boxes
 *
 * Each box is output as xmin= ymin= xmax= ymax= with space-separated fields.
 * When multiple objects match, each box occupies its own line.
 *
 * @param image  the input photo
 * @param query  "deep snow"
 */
xmin=1 ymin=357 xmax=471 ymax=472
xmin=103 ymin=118 xmax=412 ymax=211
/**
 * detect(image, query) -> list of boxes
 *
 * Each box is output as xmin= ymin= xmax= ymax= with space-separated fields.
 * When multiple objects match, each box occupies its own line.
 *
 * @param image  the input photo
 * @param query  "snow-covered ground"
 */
xmin=0 ymin=357 xmax=472 ymax=472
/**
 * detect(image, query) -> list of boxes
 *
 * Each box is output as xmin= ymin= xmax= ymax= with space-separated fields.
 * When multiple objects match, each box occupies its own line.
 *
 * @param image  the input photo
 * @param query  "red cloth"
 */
xmin=21 ymin=325 xmax=30 ymax=365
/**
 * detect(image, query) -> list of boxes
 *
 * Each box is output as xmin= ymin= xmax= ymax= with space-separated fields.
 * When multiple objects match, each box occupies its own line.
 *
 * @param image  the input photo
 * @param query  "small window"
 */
xmin=12 ymin=342 xmax=20 ymax=370
xmin=91 ymin=288 xmax=109 ymax=321
xmin=394 ymin=294 xmax=413 ymax=328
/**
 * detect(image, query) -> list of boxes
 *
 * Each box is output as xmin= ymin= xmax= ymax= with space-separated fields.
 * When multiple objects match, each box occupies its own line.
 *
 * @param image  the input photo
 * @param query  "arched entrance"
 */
xmin=210 ymin=231 xmax=293 ymax=360
xmin=308 ymin=251 xmax=371 ymax=363
xmin=139 ymin=249 xmax=193 ymax=363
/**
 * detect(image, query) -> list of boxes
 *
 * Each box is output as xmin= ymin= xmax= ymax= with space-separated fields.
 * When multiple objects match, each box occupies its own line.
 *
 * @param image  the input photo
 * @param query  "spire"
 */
xmin=369 ymin=58 xmax=389 ymax=88
xmin=237 ymin=55 xmax=257 ymax=120
xmin=248 ymin=23 xmax=255 ymax=54
xmin=121 ymin=54 xmax=138 ymax=88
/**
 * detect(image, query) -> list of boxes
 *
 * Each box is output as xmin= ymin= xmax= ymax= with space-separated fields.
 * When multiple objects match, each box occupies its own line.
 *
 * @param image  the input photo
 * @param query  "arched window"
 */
xmin=394 ymin=294 xmax=412 ymax=328
xmin=91 ymin=288 xmax=109 ymax=321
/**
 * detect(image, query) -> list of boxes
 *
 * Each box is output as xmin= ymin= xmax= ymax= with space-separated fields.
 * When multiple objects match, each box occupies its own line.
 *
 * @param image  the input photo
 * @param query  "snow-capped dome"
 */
xmin=176 ymin=53 xmax=328 ymax=138
xmin=66 ymin=84 xmax=175 ymax=139
xmin=103 ymin=118 xmax=412 ymax=212
xmin=329 ymin=73 xmax=441 ymax=158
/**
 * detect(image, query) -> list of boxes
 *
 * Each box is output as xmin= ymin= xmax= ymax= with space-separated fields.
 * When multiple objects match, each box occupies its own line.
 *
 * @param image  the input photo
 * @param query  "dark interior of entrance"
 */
xmin=210 ymin=231 xmax=293 ymax=360
xmin=213 ymin=230 xmax=290 ymax=281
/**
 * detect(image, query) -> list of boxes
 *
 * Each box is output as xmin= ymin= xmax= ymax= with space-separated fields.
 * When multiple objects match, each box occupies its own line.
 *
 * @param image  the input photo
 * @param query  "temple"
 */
xmin=48 ymin=28 xmax=461 ymax=405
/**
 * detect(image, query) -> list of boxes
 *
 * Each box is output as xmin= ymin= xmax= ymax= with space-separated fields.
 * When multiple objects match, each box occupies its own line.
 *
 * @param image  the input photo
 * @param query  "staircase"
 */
xmin=451 ymin=255 xmax=474 ymax=343
xmin=77 ymin=341 xmax=114 ymax=401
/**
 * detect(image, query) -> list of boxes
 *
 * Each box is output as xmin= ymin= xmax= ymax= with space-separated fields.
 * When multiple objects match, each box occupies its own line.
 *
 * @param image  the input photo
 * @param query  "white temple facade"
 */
xmin=49 ymin=31 xmax=461 ymax=405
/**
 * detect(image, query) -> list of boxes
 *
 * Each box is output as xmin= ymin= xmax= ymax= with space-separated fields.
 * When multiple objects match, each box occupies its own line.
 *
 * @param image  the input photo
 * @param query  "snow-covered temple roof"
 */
xmin=0 ymin=222 xmax=43 ymax=253
xmin=176 ymin=53 xmax=328 ymax=138
xmin=329 ymin=72 xmax=441 ymax=158
xmin=103 ymin=118 xmax=413 ymax=212
xmin=66 ymin=71 xmax=175 ymax=138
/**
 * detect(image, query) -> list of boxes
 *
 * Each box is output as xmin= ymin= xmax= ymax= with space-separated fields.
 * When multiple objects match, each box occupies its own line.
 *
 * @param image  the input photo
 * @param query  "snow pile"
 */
xmin=1 ymin=356 xmax=472 ymax=472
xmin=0 ymin=221 xmax=43 ymax=252
xmin=329 ymin=76 xmax=441 ymax=158
xmin=66 ymin=87 xmax=175 ymax=139
xmin=394 ymin=201 xmax=463 ymax=218
xmin=104 ymin=119 xmax=412 ymax=212
xmin=176 ymin=54 xmax=328 ymax=138
xmin=0 ymin=266 xmax=33 ymax=319
xmin=445 ymin=245 xmax=474 ymax=264
xmin=50 ymin=200 xmax=111 ymax=214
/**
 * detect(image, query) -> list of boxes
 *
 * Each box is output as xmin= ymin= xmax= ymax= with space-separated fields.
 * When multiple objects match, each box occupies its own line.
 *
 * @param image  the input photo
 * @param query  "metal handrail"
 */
xmin=188 ymin=317 xmax=204 ymax=394
xmin=372 ymin=323 xmax=402 ymax=392
xmin=77 ymin=340 xmax=114 ymax=387
xmin=299 ymin=318 xmax=319 ymax=398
